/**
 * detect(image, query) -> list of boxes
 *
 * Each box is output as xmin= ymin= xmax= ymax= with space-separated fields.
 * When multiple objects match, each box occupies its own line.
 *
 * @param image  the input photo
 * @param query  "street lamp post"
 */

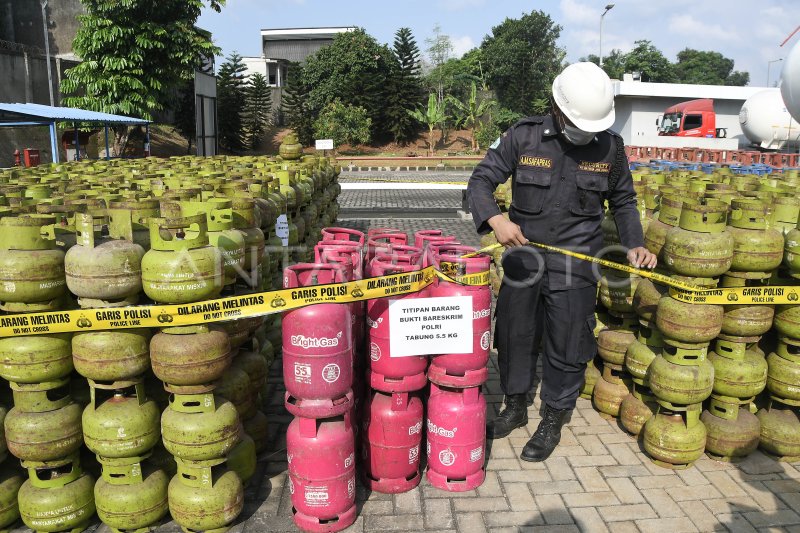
xmin=767 ymin=58 xmax=783 ymax=87
xmin=40 ymin=0 xmax=55 ymax=106
xmin=599 ymin=4 xmax=615 ymax=68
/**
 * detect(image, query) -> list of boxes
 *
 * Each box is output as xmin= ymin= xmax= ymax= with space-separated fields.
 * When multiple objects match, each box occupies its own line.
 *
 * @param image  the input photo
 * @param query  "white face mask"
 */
xmin=557 ymin=112 xmax=596 ymax=145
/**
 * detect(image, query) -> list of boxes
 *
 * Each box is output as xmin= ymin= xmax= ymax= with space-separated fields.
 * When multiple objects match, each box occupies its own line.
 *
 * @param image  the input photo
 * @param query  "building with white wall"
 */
xmin=612 ymin=76 xmax=768 ymax=149
xmin=241 ymin=27 xmax=354 ymax=125
xmin=242 ymin=27 xmax=355 ymax=87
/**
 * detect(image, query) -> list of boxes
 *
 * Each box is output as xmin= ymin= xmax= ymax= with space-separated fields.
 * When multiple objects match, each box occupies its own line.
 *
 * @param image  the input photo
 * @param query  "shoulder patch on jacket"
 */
xmin=513 ymin=116 xmax=545 ymax=129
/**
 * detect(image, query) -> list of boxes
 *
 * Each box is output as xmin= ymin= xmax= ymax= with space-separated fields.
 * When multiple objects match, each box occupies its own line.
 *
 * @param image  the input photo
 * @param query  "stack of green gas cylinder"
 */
xmin=485 ymin=166 xmax=800 ymax=468
xmin=582 ymin=167 xmax=800 ymax=468
xmin=0 ymin=136 xmax=341 ymax=531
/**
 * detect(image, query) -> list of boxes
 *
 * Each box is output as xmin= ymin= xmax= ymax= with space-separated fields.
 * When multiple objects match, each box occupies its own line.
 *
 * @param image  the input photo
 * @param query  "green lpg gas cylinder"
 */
xmin=708 ymin=335 xmax=767 ymax=401
xmin=215 ymin=366 xmax=256 ymax=420
xmin=178 ymin=199 xmax=246 ymax=287
xmin=18 ymin=457 xmax=95 ymax=533
xmin=701 ymin=396 xmax=760 ymax=462
xmin=72 ymin=328 xmax=151 ymax=382
xmin=64 ymin=213 xmax=145 ymax=305
xmin=82 ymin=381 xmax=160 ymax=459
xmin=662 ymin=199 xmax=733 ymax=277
xmin=726 ymin=199 xmax=783 ymax=272
xmin=580 ymin=360 xmax=601 ymax=400
xmin=0 ymin=332 xmax=73 ymax=383
xmin=0 ymin=215 xmax=65 ymax=304
xmin=5 ymin=380 xmax=83 ymax=462
xmin=624 ymin=322 xmax=664 ymax=384
xmin=141 ymin=215 xmax=224 ymax=304
xmin=597 ymin=313 xmax=639 ymax=366
xmin=620 ymin=383 xmax=657 ymax=436
xmin=226 ymin=434 xmax=257 ymax=484
xmin=95 ymin=455 xmax=169 ymax=532
xmin=0 ymin=466 xmax=23 ymax=530
xmin=656 ymin=277 xmax=723 ymax=343
xmin=592 ymin=363 xmax=632 ymax=418
xmin=647 ymin=341 xmax=714 ymax=406
xmin=161 ymin=392 xmax=241 ymax=461
xmin=719 ymin=273 xmax=775 ymax=337
xmin=766 ymin=338 xmax=800 ymax=402
xmin=642 ymin=404 xmax=706 ymax=469
xmin=757 ymin=398 xmax=800 ymax=460
xmin=168 ymin=457 xmax=244 ymax=533
xmin=150 ymin=325 xmax=232 ymax=386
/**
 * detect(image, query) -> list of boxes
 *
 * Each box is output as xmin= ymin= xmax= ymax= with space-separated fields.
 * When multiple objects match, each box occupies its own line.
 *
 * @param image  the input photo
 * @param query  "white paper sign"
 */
xmin=315 ymin=139 xmax=334 ymax=150
xmin=389 ymin=296 xmax=473 ymax=357
xmin=275 ymin=214 xmax=289 ymax=246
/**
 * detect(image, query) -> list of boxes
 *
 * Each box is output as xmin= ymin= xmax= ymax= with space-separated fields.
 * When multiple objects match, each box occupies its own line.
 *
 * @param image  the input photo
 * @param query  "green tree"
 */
xmin=674 ymin=48 xmax=749 ymax=86
xmin=217 ymin=52 xmax=248 ymax=152
xmin=301 ymin=28 xmax=395 ymax=141
xmin=447 ymin=81 xmax=496 ymax=150
xmin=622 ymin=40 xmax=675 ymax=82
xmin=63 ymin=0 xmax=224 ymax=155
xmin=385 ymin=27 xmax=425 ymax=144
xmin=408 ymin=93 xmax=448 ymax=155
xmin=582 ymin=49 xmax=626 ymax=81
xmin=243 ymin=72 xmax=272 ymax=150
xmin=425 ymin=24 xmax=454 ymax=103
xmin=313 ymin=100 xmax=372 ymax=149
xmin=281 ymin=62 xmax=314 ymax=145
xmin=480 ymin=11 xmax=565 ymax=116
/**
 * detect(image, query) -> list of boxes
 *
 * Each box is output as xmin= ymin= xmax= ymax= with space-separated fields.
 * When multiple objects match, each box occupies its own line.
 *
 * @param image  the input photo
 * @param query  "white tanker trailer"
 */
xmin=781 ymin=38 xmax=800 ymax=125
xmin=738 ymin=88 xmax=800 ymax=151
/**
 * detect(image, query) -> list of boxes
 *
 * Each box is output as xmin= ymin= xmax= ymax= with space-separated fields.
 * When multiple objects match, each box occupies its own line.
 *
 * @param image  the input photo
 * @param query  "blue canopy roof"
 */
xmin=0 ymin=103 xmax=149 ymax=125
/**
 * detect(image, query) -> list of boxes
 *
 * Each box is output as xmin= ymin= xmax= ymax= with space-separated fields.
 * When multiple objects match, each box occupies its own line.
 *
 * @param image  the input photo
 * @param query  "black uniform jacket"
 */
xmin=467 ymin=115 xmax=644 ymax=290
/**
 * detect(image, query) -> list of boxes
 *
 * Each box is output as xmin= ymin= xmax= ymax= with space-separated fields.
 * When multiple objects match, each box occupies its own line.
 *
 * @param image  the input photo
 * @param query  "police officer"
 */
xmin=467 ymin=62 xmax=657 ymax=462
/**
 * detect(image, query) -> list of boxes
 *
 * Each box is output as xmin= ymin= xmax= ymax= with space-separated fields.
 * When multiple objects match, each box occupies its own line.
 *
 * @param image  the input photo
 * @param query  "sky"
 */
xmin=198 ymin=0 xmax=800 ymax=87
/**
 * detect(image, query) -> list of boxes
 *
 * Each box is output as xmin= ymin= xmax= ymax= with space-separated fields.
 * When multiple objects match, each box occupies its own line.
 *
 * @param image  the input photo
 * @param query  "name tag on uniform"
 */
xmin=578 ymin=161 xmax=611 ymax=173
xmin=519 ymin=155 xmax=552 ymax=169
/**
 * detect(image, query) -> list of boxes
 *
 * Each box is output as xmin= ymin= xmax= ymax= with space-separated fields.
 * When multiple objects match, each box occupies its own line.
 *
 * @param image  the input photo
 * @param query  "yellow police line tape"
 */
xmin=466 ymin=241 xmax=800 ymax=306
xmin=0 ymin=267 xmax=489 ymax=338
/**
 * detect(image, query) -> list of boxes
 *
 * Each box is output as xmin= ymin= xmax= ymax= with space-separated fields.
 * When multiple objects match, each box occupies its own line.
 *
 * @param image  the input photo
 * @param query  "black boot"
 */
xmin=487 ymin=394 xmax=528 ymax=439
xmin=520 ymin=404 xmax=570 ymax=462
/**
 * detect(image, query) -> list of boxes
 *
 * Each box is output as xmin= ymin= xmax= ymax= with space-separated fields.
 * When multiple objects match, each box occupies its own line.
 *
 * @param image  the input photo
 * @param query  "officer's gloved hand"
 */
xmin=488 ymin=215 xmax=527 ymax=247
xmin=627 ymin=247 xmax=657 ymax=269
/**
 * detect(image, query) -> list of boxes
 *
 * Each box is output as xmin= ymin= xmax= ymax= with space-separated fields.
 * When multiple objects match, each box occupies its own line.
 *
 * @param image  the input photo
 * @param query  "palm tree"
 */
xmin=407 ymin=93 xmax=448 ymax=156
xmin=447 ymin=82 xmax=497 ymax=151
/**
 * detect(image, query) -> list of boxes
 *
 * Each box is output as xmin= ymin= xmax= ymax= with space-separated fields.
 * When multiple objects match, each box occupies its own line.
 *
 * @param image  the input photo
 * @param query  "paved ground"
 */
xmin=338 ymin=190 xmax=463 ymax=214
xmin=339 ymin=171 xmax=470 ymax=183
xmin=248 ymin=218 xmax=800 ymax=533
xmin=37 ymin=198 xmax=800 ymax=533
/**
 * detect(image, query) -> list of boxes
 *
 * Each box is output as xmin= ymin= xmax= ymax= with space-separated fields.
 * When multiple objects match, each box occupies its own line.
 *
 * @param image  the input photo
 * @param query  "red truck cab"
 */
xmin=657 ymin=98 xmax=725 ymax=138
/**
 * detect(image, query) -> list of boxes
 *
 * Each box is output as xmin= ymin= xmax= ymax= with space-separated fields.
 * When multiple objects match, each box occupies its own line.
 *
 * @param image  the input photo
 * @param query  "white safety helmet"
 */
xmin=552 ymin=62 xmax=615 ymax=133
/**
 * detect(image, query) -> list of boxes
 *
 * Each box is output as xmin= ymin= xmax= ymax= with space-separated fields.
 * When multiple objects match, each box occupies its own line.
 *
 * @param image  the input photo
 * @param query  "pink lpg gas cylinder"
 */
xmin=428 ymin=245 xmax=491 ymax=388
xmin=426 ymin=383 xmax=486 ymax=492
xmin=414 ymin=230 xmax=458 ymax=267
xmin=367 ymin=227 xmax=403 ymax=239
xmin=365 ymin=232 xmax=408 ymax=267
xmin=283 ymin=263 xmax=354 ymax=419
xmin=362 ymin=390 xmax=424 ymax=493
xmin=366 ymin=256 xmax=428 ymax=392
xmin=287 ymin=413 xmax=357 ymax=532
xmin=367 ymin=244 xmax=423 ymax=277
xmin=315 ymin=242 xmax=365 ymax=365
xmin=321 ymin=227 xmax=366 ymax=249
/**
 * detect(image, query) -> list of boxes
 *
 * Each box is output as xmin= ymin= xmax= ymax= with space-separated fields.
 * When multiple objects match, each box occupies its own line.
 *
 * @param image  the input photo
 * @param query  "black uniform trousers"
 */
xmin=494 ymin=249 xmax=598 ymax=411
